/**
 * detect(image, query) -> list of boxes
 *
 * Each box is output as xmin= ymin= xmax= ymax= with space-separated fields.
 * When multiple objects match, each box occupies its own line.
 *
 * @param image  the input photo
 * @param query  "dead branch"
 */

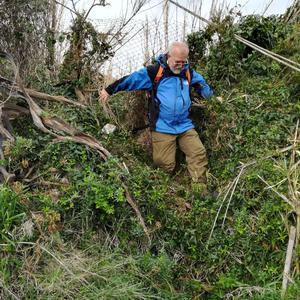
xmin=282 ymin=226 xmax=296 ymax=298
xmin=2 ymin=103 xmax=30 ymax=119
xmin=259 ymin=120 xmax=300 ymax=285
xmin=42 ymin=116 xmax=79 ymax=136
xmin=0 ymin=102 xmax=16 ymax=183
xmin=82 ymin=0 xmax=110 ymax=23
xmin=0 ymin=51 xmax=150 ymax=243
xmin=122 ymin=183 xmax=151 ymax=243
xmin=0 ymin=106 xmax=14 ymax=142
xmin=75 ymin=87 xmax=89 ymax=105
xmin=0 ymin=166 xmax=15 ymax=183
xmin=26 ymin=88 xmax=86 ymax=108
xmin=52 ymin=135 xmax=110 ymax=161
xmin=108 ymin=0 xmax=148 ymax=48
xmin=0 ymin=75 xmax=86 ymax=108
xmin=54 ymin=0 xmax=79 ymax=18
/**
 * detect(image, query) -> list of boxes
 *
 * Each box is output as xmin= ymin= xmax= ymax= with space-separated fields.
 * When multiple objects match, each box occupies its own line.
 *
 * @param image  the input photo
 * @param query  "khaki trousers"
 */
xmin=152 ymin=129 xmax=208 ymax=182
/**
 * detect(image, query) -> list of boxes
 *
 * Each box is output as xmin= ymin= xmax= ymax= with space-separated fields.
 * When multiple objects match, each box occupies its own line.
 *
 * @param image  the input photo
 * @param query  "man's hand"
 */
xmin=99 ymin=88 xmax=110 ymax=104
xmin=99 ymin=88 xmax=115 ymax=119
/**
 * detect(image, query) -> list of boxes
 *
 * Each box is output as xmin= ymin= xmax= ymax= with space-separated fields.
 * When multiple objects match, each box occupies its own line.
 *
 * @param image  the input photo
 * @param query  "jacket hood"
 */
xmin=156 ymin=53 xmax=168 ymax=67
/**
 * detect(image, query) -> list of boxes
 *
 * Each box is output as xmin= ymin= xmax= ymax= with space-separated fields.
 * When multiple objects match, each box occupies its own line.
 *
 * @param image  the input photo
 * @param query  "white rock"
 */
xmin=21 ymin=219 xmax=34 ymax=238
xmin=102 ymin=123 xmax=117 ymax=134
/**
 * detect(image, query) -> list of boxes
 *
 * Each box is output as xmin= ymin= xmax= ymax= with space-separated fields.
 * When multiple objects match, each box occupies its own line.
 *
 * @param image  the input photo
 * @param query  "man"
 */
xmin=100 ymin=41 xmax=213 ymax=184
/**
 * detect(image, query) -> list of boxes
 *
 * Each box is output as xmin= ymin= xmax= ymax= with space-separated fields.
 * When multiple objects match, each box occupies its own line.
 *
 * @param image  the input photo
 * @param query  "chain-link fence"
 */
xmin=93 ymin=14 xmax=204 ymax=81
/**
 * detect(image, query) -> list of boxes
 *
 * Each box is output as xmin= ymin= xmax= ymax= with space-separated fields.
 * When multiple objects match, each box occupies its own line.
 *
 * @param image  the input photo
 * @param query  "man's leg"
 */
xmin=152 ymin=131 xmax=177 ymax=174
xmin=178 ymin=129 xmax=208 ymax=182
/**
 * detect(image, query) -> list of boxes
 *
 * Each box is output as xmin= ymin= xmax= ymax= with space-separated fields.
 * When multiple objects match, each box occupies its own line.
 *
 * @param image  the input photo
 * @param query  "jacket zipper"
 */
xmin=180 ymin=78 xmax=185 ymax=106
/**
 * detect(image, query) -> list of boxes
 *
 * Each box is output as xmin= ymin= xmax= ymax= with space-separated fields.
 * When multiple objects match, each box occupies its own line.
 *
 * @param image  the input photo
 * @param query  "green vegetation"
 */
xmin=0 ymin=2 xmax=300 ymax=299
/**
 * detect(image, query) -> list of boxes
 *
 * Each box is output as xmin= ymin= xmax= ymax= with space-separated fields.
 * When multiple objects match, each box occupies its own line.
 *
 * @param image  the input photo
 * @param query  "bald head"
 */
xmin=168 ymin=41 xmax=189 ymax=57
xmin=167 ymin=41 xmax=189 ymax=74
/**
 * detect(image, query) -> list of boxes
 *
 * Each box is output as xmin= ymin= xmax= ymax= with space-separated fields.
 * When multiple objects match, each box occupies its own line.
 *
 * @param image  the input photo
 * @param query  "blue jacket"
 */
xmin=105 ymin=54 xmax=213 ymax=134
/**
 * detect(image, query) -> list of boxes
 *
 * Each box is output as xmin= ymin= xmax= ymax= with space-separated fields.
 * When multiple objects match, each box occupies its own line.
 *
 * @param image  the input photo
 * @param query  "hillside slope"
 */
xmin=1 ymin=5 xmax=299 ymax=300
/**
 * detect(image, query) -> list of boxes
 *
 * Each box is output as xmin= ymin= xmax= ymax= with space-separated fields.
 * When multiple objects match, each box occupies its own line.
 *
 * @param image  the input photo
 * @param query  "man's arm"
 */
xmin=190 ymin=70 xmax=213 ymax=99
xmin=99 ymin=67 xmax=153 ymax=103
xmin=100 ymin=67 xmax=153 ymax=102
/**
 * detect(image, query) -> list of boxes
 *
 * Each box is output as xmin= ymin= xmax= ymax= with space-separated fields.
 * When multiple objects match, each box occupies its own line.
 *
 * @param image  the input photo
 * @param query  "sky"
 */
xmin=80 ymin=0 xmax=295 ymax=21
xmin=61 ymin=0 xmax=295 ymax=76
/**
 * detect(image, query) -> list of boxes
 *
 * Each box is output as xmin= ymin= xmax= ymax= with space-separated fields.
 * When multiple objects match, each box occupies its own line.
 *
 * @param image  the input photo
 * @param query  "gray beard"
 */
xmin=171 ymin=68 xmax=181 ymax=74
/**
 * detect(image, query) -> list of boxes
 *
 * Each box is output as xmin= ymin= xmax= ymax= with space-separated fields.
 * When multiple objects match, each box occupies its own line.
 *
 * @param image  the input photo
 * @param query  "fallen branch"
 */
xmin=222 ymin=165 xmax=246 ymax=228
xmin=2 ymin=103 xmax=30 ymax=119
xmin=0 ymin=75 xmax=86 ymax=108
xmin=122 ymin=183 xmax=151 ymax=243
xmin=208 ymin=162 xmax=252 ymax=244
xmin=208 ymin=137 xmax=300 ymax=245
xmin=258 ymin=120 xmax=299 ymax=284
xmin=0 ymin=166 xmax=15 ymax=183
xmin=26 ymin=87 xmax=86 ymax=108
xmin=0 ymin=106 xmax=14 ymax=141
xmin=208 ymin=181 xmax=232 ymax=243
xmin=0 ymin=51 xmax=151 ymax=243
xmin=282 ymin=226 xmax=296 ymax=298
xmin=258 ymin=175 xmax=293 ymax=207
xmin=0 ymin=104 xmax=16 ymax=183
xmin=75 ymin=87 xmax=89 ymax=105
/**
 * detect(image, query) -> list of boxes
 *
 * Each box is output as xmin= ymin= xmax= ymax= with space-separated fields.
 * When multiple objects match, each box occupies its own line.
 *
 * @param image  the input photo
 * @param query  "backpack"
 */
xmin=132 ymin=65 xmax=192 ymax=133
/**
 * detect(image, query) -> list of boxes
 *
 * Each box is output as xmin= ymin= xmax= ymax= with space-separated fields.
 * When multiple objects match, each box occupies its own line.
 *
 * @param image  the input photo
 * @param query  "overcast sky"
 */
xmin=62 ymin=0 xmax=295 ymax=76
xmin=79 ymin=0 xmax=295 ymax=21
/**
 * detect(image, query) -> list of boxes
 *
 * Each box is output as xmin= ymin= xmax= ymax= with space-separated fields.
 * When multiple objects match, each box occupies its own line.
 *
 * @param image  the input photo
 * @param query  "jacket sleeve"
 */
xmin=191 ymin=70 xmax=213 ymax=99
xmin=105 ymin=67 xmax=152 ymax=95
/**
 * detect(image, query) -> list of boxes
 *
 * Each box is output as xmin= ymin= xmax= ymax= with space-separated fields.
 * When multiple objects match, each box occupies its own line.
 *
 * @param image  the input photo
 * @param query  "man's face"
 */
xmin=167 ymin=47 xmax=189 ymax=74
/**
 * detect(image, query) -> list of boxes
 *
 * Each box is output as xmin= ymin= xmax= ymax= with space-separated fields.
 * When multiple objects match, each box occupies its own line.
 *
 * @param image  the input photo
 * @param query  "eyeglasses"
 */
xmin=167 ymin=54 xmax=189 ymax=68
xmin=172 ymin=59 xmax=189 ymax=67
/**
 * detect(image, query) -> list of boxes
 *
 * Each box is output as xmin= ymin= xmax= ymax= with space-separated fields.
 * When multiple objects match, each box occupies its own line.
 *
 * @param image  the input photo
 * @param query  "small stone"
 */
xmin=101 ymin=123 xmax=117 ymax=134
xmin=21 ymin=219 xmax=34 ymax=237
xmin=61 ymin=177 xmax=69 ymax=184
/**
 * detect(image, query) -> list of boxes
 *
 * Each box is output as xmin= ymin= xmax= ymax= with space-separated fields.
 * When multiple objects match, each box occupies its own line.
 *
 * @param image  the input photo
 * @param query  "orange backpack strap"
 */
xmin=154 ymin=65 xmax=164 ymax=83
xmin=186 ymin=69 xmax=191 ymax=85
xmin=153 ymin=66 xmax=191 ymax=85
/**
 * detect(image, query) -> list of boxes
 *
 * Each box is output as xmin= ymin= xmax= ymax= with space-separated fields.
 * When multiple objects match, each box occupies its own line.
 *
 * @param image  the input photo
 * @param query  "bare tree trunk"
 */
xmin=163 ymin=0 xmax=169 ymax=50
xmin=175 ymin=6 xmax=178 ymax=40
xmin=182 ymin=13 xmax=186 ymax=40
xmin=199 ymin=0 xmax=203 ymax=30
xmin=209 ymin=0 xmax=217 ymax=20
xmin=144 ymin=17 xmax=150 ymax=64
xmin=48 ymin=0 xmax=57 ymax=68
xmin=190 ymin=0 xmax=198 ymax=30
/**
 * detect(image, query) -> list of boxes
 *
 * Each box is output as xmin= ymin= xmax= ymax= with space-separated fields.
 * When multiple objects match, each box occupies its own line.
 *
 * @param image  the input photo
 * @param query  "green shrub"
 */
xmin=0 ymin=186 xmax=25 ymax=243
